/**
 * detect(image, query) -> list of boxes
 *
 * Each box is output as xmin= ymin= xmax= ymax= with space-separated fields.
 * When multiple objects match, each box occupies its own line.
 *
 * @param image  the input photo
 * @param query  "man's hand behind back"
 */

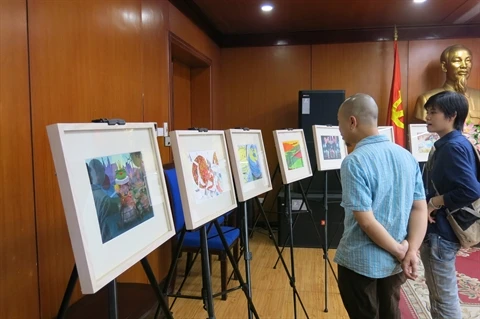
xmin=401 ymin=249 xmax=419 ymax=280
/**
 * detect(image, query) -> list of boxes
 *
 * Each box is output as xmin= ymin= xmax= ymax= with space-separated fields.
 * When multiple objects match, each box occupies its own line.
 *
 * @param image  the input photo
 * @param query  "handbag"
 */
xmin=429 ymin=142 xmax=480 ymax=248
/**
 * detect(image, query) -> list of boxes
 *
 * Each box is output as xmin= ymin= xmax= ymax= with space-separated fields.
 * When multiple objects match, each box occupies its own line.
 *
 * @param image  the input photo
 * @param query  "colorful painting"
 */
xmin=85 ymin=151 xmax=153 ymax=244
xmin=417 ymin=133 xmax=439 ymax=153
xmin=189 ymin=150 xmax=225 ymax=203
xmin=282 ymin=140 xmax=304 ymax=170
xmin=321 ymin=135 xmax=342 ymax=160
xmin=238 ymin=144 xmax=263 ymax=183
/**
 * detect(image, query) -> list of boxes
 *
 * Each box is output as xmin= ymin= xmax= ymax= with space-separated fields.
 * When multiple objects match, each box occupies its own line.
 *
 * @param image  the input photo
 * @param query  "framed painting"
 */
xmin=225 ymin=129 xmax=272 ymax=202
xmin=47 ymin=122 xmax=175 ymax=294
xmin=170 ymin=130 xmax=237 ymax=230
xmin=312 ymin=125 xmax=348 ymax=171
xmin=378 ymin=126 xmax=395 ymax=143
xmin=273 ymin=129 xmax=312 ymax=184
xmin=409 ymin=124 xmax=439 ymax=162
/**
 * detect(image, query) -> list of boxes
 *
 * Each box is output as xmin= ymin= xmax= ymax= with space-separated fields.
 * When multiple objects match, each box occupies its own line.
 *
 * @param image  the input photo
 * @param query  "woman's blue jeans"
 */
xmin=420 ymin=233 xmax=462 ymax=319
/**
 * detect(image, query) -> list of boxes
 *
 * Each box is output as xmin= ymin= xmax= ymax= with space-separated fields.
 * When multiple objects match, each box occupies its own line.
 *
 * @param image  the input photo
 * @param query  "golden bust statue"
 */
xmin=414 ymin=44 xmax=480 ymax=124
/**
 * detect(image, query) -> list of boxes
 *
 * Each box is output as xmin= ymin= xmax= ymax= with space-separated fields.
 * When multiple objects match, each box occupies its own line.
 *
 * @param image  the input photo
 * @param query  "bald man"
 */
xmin=334 ymin=94 xmax=428 ymax=319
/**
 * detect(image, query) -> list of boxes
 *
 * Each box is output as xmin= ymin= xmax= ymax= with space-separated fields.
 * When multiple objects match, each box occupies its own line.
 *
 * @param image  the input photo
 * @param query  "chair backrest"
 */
xmin=164 ymin=167 xmax=185 ymax=233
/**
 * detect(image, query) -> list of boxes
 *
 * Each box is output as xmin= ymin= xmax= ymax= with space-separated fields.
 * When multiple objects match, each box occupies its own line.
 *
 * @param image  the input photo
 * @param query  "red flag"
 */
xmin=387 ymin=32 xmax=406 ymax=147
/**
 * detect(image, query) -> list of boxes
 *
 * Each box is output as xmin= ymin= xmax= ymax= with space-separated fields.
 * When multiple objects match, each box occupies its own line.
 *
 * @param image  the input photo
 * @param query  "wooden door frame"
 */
xmin=168 ymin=32 xmax=213 ymax=131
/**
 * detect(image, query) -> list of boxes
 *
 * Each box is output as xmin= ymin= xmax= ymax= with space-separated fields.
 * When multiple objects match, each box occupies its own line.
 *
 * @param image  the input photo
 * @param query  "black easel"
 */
xmin=56 ymin=258 xmax=173 ymax=319
xmin=319 ymin=169 xmax=342 ymax=312
xmin=248 ymin=165 xmax=281 ymax=238
xmin=273 ymin=169 xmax=341 ymax=311
xmin=199 ymin=225 xmax=216 ymax=319
xmin=240 ymin=201 xmax=254 ymax=319
xmin=272 ymin=175 xmax=317 ymax=268
xmin=253 ymin=158 xmax=343 ymax=314
xmin=242 ymin=126 xmax=309 ymax=318
xmin=163 ymin=205 xmax=260 ymax=319
xmin=162 ymin=127 xmax=260 ymax=319
xmin=165 ymin=223 xmax=243 ymax=303
xmin=233 ymin=127 xmax=254 ymax=319
xmin=251 ymin=188 xmax=310 ymax=319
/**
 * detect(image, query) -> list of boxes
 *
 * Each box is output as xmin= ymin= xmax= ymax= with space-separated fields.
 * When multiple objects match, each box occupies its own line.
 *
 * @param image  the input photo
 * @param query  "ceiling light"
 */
xmin=413 ymin=0 xmax=426 ymax=3
xmin=261 ymin=4 xmax=273 ymax=12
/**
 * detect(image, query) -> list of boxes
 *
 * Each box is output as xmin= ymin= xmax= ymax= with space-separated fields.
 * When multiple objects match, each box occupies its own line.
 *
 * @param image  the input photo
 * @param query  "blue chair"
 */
xmin=164 ymin=164 xmax=240 ymax=300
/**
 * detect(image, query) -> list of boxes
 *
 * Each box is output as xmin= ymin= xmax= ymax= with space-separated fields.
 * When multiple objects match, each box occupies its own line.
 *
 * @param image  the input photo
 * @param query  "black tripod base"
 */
xmin=253 ymin=188 xmax=310 ymax=319
xmin=58 ymin=283 xmax=163 ymax=319
xmin=57 ymin=259 xmax=172 ymax=319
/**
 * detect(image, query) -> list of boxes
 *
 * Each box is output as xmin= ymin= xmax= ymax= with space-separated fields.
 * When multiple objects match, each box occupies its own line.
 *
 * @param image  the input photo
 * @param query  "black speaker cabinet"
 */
xmin=298 ymin=90 xmax=345 ymax=194
xmin=277 ymin=192 xmax=344 ymax=249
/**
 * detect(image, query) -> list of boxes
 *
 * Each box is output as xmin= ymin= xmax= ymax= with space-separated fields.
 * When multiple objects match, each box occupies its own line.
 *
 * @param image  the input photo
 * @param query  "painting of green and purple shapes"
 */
xmin=282 ymin=140 xmax=304 ymax=170
xmin=238 ymin=144 xmax=263 ymax=183
xmin=85 ymin=151 xmax=154 ymax=244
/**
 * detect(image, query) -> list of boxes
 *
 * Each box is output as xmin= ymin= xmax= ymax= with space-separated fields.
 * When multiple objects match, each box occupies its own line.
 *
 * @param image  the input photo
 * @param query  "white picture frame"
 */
xmin=225 ymin=129 xmax=273 ymax=202
xmin=170 ymin=130 xmax=237 ymax=230
xmin=408 ymin=124 xmax=439 ymax=162
xmin=378 ymin=126 xmax=395 ymax=143
xmin=273 ymin=129 xmax=312 ymax=184
xmin=47 ymin=122 xmax=175 ymax=294
xmin=312 ymin=125 xmax=348 ymax=171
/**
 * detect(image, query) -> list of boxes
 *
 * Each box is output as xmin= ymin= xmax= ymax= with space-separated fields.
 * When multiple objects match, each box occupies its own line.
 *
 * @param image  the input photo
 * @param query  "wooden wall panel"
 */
xmin=312 ymin=41 xmax=409 ymax=126
xmin=117 ymin=0 xmax=172 ymax=285
xmin=219 ymin=39 xmax=480 ymax=144
xmin=0 ymin=0 xmax=40 ymax=318
xmin=407 ymin=38 xmax=480 ymax=124
xmin=220 ymin=46 xmax=311 ymax=175
xmin=28 ymin=1 xmax=144 ymax=317
xmin=142 ymin=0 xmax=171 ymax=164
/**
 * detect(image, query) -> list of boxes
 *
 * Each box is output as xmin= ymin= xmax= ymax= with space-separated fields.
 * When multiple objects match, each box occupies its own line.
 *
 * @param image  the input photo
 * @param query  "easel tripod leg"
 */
xmin=253 ymin=195 xmax=310 ymax=318
xmin=140 ymin=258 xmax=174 ymax=319
xmin=57 ymin=264 xmax=78 ymax=319
xmin=200 ymin=225 xmax=216 ymax=319
xmin=162 ymin=227 xmax=187 ymax=310
xmin=273 ymin=213 xmax=301 ymax=269
xmin=323 ymin=171 xmax=329 ymax=312
xmin=213 ymin=220 xmax=260 ymax=319
xmin=249 ymin=165 xmax=278 ymax=238
xmin=285 ymin=184 xmax=299 ymax=319
xmin=108 ymin=280 xmax=118 ymax=319
xmin=242 ymin=201 xmax=254 ymax=319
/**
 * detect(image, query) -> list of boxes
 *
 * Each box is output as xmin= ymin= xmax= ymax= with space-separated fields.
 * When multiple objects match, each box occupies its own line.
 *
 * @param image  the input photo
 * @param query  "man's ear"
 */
xmin=350 ymin=116 xmax=356 ymax=129
xmin=441 ymin=61 xmax=447 ymax=73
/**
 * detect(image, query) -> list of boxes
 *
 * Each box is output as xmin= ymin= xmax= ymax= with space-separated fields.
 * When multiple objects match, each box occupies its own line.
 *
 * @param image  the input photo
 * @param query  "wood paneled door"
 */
xmin=169 ymin=32 xmax=212 ymax=161
xmin=173 ymin=60 xmax=192 ymax=131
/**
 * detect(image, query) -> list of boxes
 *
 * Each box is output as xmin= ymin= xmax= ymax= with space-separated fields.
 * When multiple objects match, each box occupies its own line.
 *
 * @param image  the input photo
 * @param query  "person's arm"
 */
xmin=402 ymin=164 xmax=428 ymax=279
xmin=353 ymin=211 xmax=408 ymax=261
xmin=441 ymin=144 xmax=480 ymax=210
xmin=341 ymin=158 xmax=407 ymax=261
xmin=402 ymin=199 xmax=428 ymax=279
xmin=407 ymin=200 xmax=428 ymax=252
